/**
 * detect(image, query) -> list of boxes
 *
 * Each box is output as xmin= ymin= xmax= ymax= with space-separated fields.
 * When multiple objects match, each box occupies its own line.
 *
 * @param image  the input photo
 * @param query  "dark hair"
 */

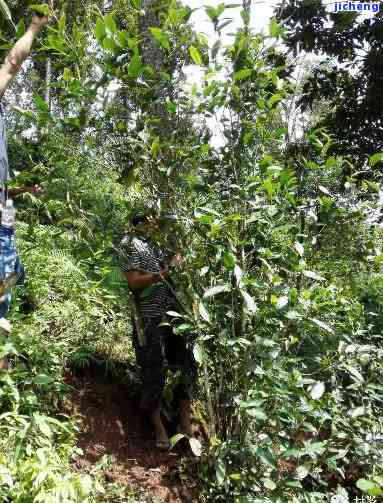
xmin=130 ymin=214 xmax=149 ymax=227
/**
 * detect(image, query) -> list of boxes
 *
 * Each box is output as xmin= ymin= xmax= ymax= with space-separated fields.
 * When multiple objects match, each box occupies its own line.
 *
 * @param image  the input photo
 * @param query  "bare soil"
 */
xmin=64 ymin=367 xmax=199 ymax=502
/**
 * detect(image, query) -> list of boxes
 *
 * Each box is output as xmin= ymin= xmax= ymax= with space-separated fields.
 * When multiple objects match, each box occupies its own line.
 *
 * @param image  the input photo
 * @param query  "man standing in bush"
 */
xmin=0 ymin=12 xmax=49 ymax=369
xmin=119 ymin=210 xmax=197 ymax=450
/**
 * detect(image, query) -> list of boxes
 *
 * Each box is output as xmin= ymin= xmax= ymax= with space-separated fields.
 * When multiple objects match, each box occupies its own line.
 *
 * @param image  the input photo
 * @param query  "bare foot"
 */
xmin=149 ymin=409 xmax=170 ymax=449
xmin=179 ymin=399 xmax=193 ymax=437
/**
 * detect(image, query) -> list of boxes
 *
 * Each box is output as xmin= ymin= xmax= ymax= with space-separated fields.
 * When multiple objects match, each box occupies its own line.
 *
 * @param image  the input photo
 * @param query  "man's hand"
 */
xmin=8 ymin=184 xmax=44 ymax=198
xmin=159 ymin=265 xmax=169 ymax=279
xmin=0 ymin=13 xmax=50 ymax=97
xmin=26 ymin=184 xmax=43 ymax=195
xmin=30 ymin=15 xmax=50 ymax=32
xmin=169 ymin=254 xmax=183 ymax=268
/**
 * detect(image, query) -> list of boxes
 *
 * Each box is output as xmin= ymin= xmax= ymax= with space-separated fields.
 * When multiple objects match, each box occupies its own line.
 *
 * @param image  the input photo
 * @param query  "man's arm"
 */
xmin=0 ymin=15 xmax=49 ymax=98
xmin=124 ymin=267 xmax=169 ymax=290
xmin=8 ymin=184 xmax=43 ymax=197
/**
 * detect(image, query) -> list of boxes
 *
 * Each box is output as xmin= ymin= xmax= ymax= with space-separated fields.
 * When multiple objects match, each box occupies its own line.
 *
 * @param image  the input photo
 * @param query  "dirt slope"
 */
xmin=65 ymin=369 xmax=199 ymax=502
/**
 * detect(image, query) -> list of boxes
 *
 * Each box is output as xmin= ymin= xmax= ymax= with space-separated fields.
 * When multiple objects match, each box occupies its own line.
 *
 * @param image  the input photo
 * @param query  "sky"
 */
xmin=184 ymin=0 xmax=278 ymax=36
xmin=181 ymin=1 xmax=380 ymax=147
xmin=182 ymin=1 xmax=279 ymax=146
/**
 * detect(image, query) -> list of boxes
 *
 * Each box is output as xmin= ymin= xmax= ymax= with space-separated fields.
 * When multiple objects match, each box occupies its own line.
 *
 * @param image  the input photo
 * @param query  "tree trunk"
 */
xmin=139 ymin=0 xmax=172 ymax=139
xmin=45 ymin=57 xmax=52 ymax=112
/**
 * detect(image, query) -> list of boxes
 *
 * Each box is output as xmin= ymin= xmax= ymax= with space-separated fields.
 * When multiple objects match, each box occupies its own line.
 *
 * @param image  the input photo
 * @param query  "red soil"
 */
xmin=64 ymin=369 xmax=199 ymax=502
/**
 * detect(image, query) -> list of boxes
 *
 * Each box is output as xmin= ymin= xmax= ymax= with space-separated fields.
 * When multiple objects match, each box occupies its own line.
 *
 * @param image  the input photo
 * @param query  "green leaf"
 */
xmin=241 ymin=290 xmax=257 ymax=313
xmin=33 ymin=93 xmax=49 ymax=113
xmin=63 ymin=67 xmax=72 ymax=81
xmin=318 ymin=185 xmax=331 ymax=195
xmin=294 ymin=241 xmax=304 ymax=257
xmin=0 ymin=342 xmax=18 ymax=357
xmin=369 ymin=152 xmax=383 ymax=167
xmin=302 ymin=270 xmax=325 ymax=281
xmin=356 ymin=479 xmax=383 ymax=496
xmin=262 ymin=478 xmax=277 ymax=490
xmin=193 ymin=344 xmax=203 ymax=364
xmin=284 ymin=480 xmax=302 ymax=488
xmin=255 ymin=448 xmax=277 ymax=469
xmin=218 ymin=19 xmax=232 ymax=31
xmin=276 ymin=296 xmax=288 ymax=309
xmin=166 ymin=100 xmax=177 ymax=114
xmin=189 ymin=437 xmax=202 ymax=456
xmin=33 ymin=374 xmax=55 ymax=385
xmin=310 ymin=381 xmax=325 ymax=400
xmin=246 ymin=408 xmax=267 ymax=421
xmin=130 ymin=0 xmax=142 ymax=7
xmin=150 ymin=27 xmax=170 ymax=50
xmin=168 ymin=8 xmax=179 ymax=24
xmin=216 ymin=458 xmax=226 ymax=486
xmin=296 ymin=466 xmax=309 ymax=480
xmin=350 ymin=406 xmax=365 ymax=418
xmin=198 ymin=302 xmax=211 ymax=323
xmin=203 ymin=284 xmax=231 ymax=298
xmin=28 ymin=3 xmax=50 ymax=17
xmin=206 ymin=6 xmax=217 ymax=19
xmin=309 ymin=318 xmax=334 ymax=334
xmin=269 ymin=17 xmax=282 ymax=37
xmin=197 ymin=33 xmax=209 ymax=47
xmin=128 ymin=53 xmax=141 ymax=77
xmin=34 ymin=414 xmax=53 ymax=437
xmin=166 ymin=310 xmax=183 ymax=318
xmin=102 ymin=37 xmax=117 ymax=52
xmin=216 ymin=3 xmax=225 ymax=17
xmin=94 ymin=18 xmax=105 ymax=42
xmin=116 ymin=31 xmax=129 ymax=49
xmin=243 ymin=132 xmax=253 ymax=145
xmin=223 ymin=252 xmax=236 ymax=270
xmin=211 ymin=40 xmax=221 ymax=60
xmin=0 ymin=0 xmax=14 ymax=28
xmin=189 ymin=45 xmax=202 ymax=65
xmin=233 ymin=68 xmax=252 ymax=81
xmin=169 ymin=433 xmax=185 ymax=448
xmin=104 ymin=13 xmax=117 ymax=33
xmin=268 ymin=94 xmax=282 ymax=107
xmin=15 ymin=19 xmax=25 ymax=38
xmin=151 ymin=136 xmax=160 ymax=156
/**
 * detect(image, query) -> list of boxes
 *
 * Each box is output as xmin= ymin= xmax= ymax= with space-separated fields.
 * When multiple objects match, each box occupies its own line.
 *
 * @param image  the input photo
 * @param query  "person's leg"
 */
xmin=0 ymin=229 xmax=16 ymax=371
xmin=165 ymin=324 xmax=198 ymax=437
xmin=133 ymin=317 xmax=169 ymax=447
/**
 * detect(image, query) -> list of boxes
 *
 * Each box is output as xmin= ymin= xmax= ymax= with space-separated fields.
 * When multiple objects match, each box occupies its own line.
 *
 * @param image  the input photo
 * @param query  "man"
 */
xmin=119 ymin=210 xmax=197 ymax=450
xmin=0 ymin=12 xmax=49 ymax=369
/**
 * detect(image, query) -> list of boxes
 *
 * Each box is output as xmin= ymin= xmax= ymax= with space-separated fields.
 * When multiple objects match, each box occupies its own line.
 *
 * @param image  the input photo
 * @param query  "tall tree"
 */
xmin=275 ymin=0 xmax=383 ymax=177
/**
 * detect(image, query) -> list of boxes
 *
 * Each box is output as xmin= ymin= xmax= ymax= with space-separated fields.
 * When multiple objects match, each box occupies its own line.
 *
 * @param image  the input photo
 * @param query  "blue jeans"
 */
xmin=0 ymin=225 xmax=23 ymax=318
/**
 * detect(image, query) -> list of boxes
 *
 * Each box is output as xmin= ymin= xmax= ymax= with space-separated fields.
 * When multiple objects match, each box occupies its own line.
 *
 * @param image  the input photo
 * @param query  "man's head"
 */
xmin=129 ymin=210 xmax=160 ymax=236
xmin=129 ymin=210 xmax=177 ymax=236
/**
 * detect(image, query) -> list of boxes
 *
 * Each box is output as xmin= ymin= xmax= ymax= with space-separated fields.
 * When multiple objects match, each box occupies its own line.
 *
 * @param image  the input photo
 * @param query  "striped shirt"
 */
xmin=119 ymin=233 xmax=178 ymax=318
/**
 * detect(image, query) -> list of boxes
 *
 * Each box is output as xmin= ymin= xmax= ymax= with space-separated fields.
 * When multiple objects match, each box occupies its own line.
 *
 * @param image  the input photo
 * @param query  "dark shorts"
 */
xmin=132 ymin=316 xmax=198 ymax=414
xmin=0 ymin=226 xmax=23 ymax=318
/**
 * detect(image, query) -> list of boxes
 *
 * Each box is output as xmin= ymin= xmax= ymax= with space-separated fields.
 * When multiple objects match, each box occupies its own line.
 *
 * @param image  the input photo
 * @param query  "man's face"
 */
xmin=135 ymin=216 xmax=161 ymax=236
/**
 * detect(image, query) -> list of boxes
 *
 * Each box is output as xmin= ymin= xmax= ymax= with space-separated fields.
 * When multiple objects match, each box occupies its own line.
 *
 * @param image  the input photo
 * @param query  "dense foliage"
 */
xmin=0 ymin=1 xmax=383 ymax=502
xmin=276 ymin=0 xmax=383 ymax=176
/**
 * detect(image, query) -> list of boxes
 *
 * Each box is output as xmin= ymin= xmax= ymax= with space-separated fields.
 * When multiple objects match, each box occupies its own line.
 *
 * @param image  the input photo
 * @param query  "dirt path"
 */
xmin=64 ymin=368 xmax=199 ymax=502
